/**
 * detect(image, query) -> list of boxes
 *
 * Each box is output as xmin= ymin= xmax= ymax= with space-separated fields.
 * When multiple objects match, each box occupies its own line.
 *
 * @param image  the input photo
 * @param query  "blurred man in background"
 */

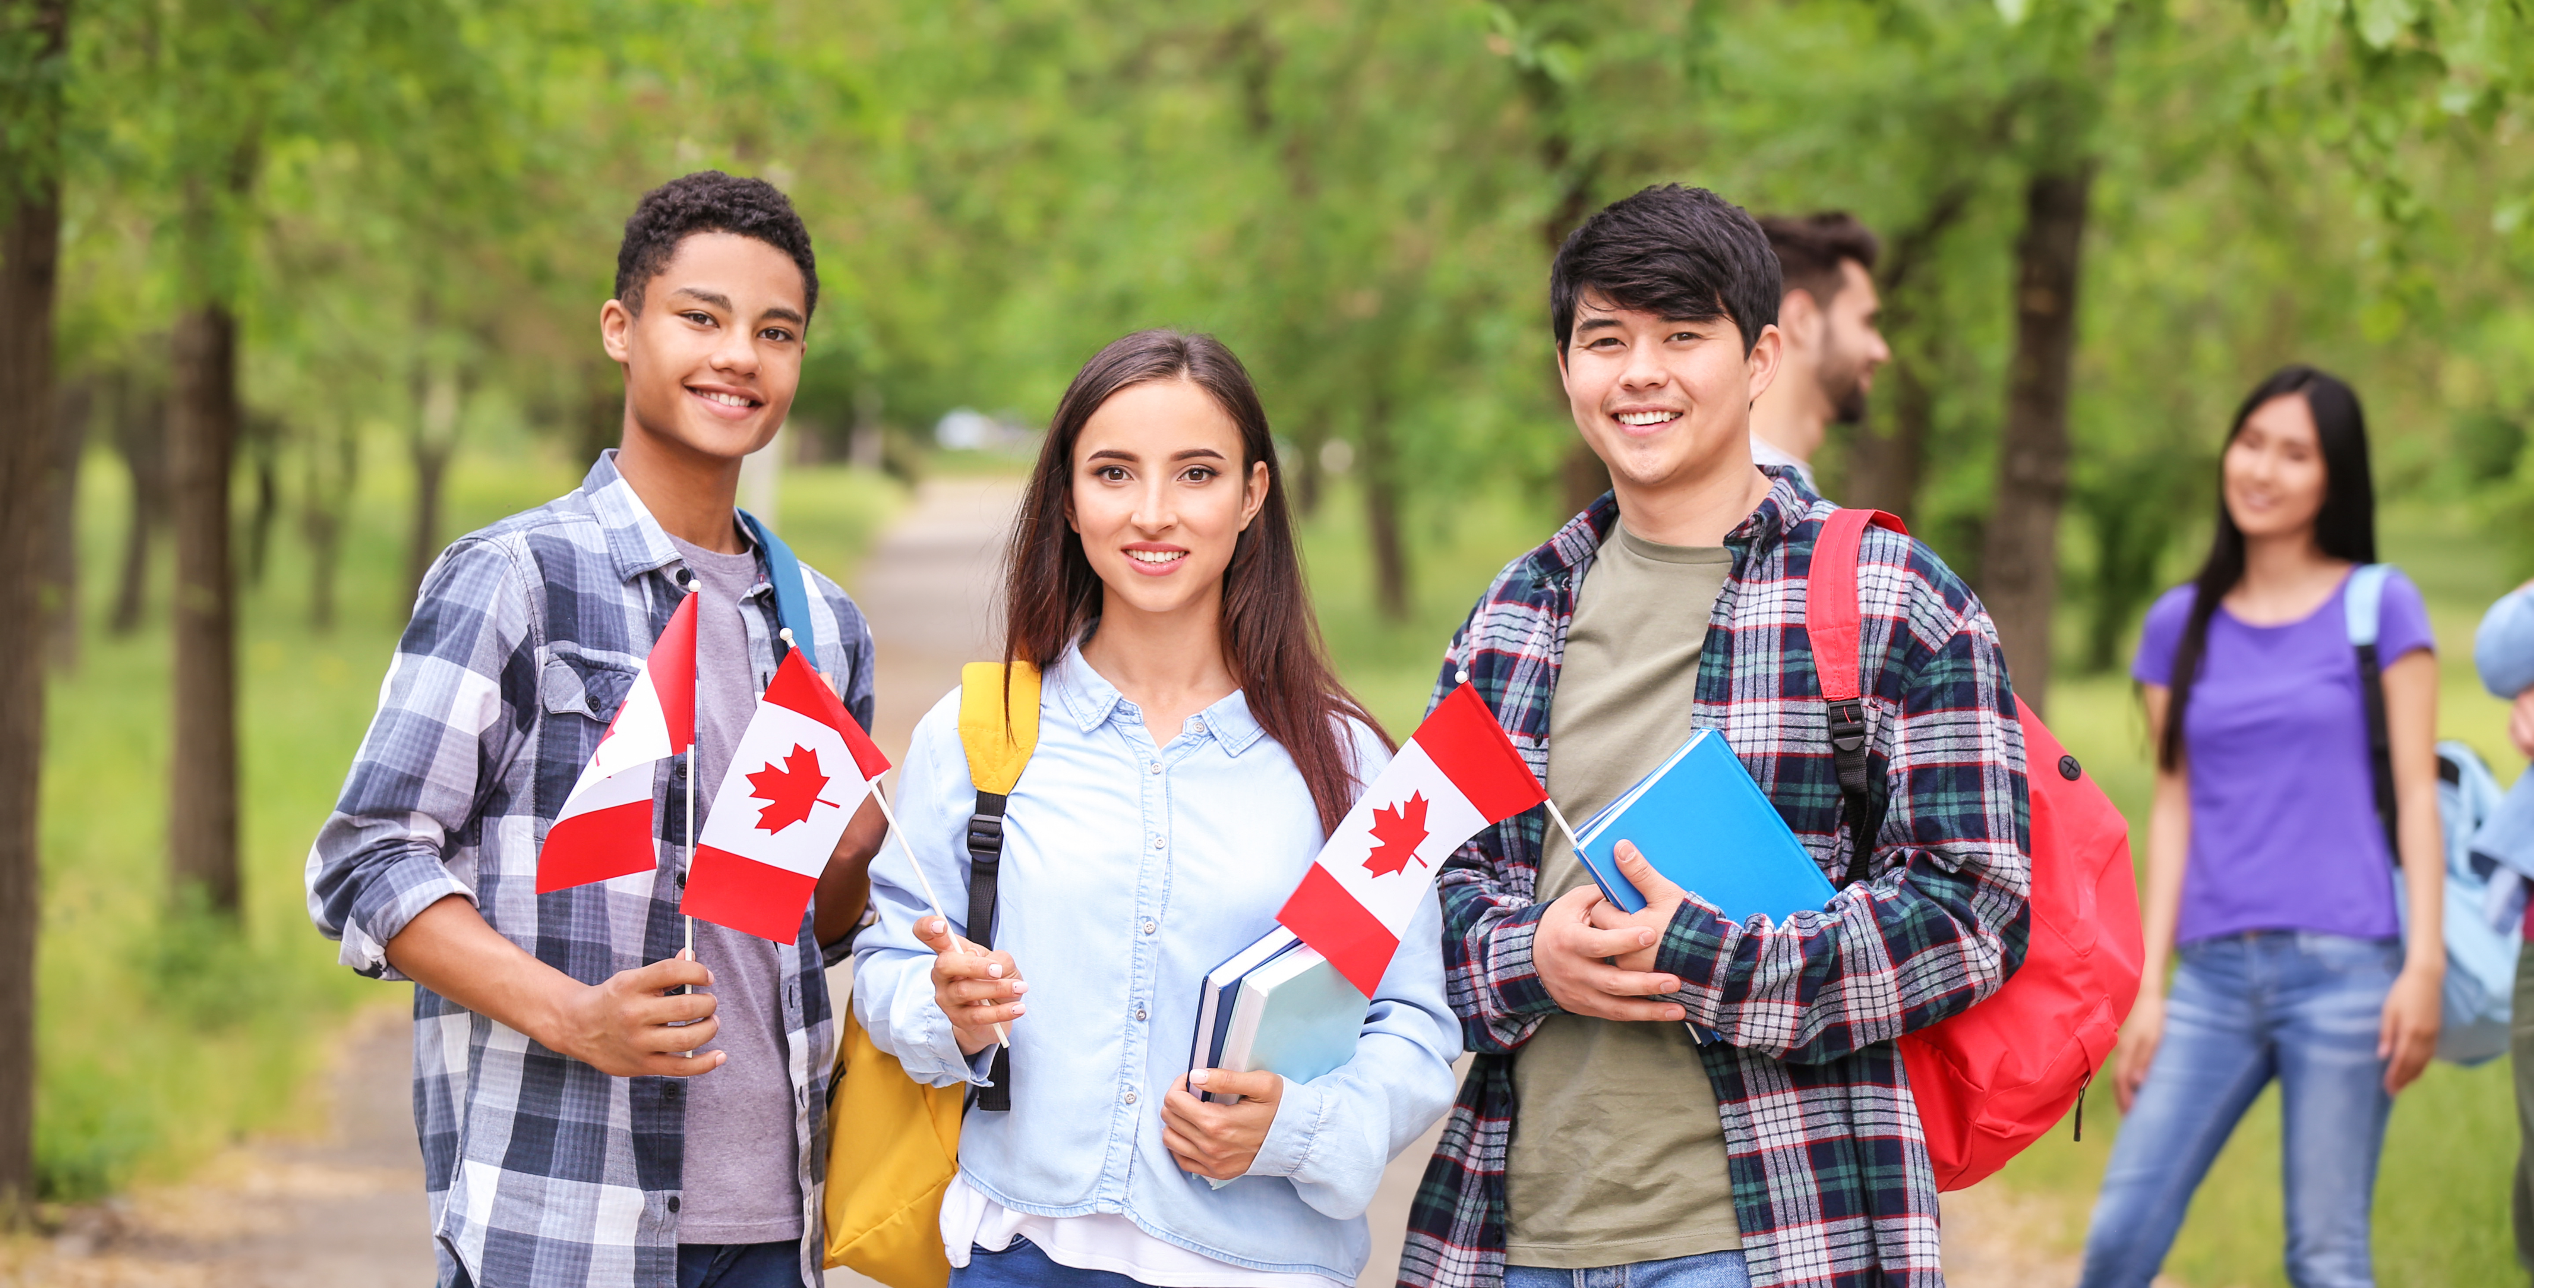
xmin=1748 ymin=213 xmax=1889 ymax=497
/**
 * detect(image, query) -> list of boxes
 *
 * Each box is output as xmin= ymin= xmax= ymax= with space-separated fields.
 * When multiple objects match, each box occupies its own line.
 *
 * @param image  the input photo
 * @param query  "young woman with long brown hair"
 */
xmin=853 ymin=330 xmax=1463 ymax=1288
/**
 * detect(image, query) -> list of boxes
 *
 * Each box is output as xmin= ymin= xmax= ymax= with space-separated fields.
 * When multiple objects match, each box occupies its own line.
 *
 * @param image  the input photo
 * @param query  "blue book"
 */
xmin=1190 ymin=926 xmax=1301 ymax=1096
xmin=1572 ymin=728 xmax=1837 ymax=927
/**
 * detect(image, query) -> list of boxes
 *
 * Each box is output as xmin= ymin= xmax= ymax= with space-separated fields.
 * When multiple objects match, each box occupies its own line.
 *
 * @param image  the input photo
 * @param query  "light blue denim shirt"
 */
xmin=852 ymin=645 xmax=1462 ymax=1283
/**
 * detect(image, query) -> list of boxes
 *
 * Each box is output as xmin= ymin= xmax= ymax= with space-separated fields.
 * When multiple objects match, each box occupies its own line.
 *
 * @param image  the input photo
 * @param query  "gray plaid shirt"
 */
xmin=306 ymin=452 xmax=875 ymax=1288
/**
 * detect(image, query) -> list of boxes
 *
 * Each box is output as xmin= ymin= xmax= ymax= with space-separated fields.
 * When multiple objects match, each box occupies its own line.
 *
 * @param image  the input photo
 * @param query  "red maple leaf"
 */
xmin=746 ymin=744 xmax=840 ymax=833
xmin=1361 ymin=792 xmax=1432 ymax=878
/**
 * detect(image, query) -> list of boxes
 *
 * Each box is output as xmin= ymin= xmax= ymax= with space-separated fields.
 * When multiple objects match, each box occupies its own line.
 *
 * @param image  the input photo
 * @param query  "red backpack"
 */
xmin=1809 ymin=507 xmax=2144 ymax=1191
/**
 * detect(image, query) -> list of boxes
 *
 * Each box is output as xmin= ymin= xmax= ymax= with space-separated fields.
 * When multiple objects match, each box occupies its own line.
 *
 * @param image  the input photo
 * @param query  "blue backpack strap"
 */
xmin=2344 ymin=564 xmax=2399 ymax=860
xmin=738 ymin=510 xmax=816 ymax=657
xmin=2344 ymin=563 xmax=2392 ymax=648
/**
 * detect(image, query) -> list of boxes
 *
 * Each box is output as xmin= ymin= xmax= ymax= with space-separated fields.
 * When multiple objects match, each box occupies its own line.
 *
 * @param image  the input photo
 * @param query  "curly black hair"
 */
xmin=1550 ymin=184 xmax=1779 ymax=357
xmin=614 ymin=171 xmax=818 ymax=318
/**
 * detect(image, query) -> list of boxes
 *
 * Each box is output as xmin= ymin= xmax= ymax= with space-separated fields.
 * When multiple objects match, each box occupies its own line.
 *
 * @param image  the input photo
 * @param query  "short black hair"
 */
xmin=1759 ymin=211 xmax=1881 ymax=303
xmin=1550 ymin=184 xmax=1780 ymax=357
xmin=615 ymin=171 xmax=818 ymax=318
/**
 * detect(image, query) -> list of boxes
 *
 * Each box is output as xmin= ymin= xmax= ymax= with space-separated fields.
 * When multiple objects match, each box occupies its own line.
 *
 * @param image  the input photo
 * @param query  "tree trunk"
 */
xmin=1978 ymin=165 xmax=2094 ymax=717
xmin=1357 ymin=410 xmax=1408 ymax=620
xmin=108 ymin=375 xmax=167 ymax=635
xmin=1834 ymin=375 xmax=1926 ymax=518
xmin=302 ymin=420 xmax=356 ymax=632
xmin=168 ymin=303 xmax=241 ymax=915
xmin=0 ymin=0 xmax=68 ymax=1222
xmin=1836 ymin=181 xmax=1971 ymax=518
xmin=404 ymin=363 xmax=460 ymax=616
xmin=242 ymin=415 xmax=278 ymax=588
xmin=43 ymin=376 xmax=89 ymax=668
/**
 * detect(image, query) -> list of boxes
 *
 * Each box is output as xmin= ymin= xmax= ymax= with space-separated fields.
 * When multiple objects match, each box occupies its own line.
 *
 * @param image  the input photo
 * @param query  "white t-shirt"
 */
xmin=1749 ymin=435 xmax=1818 ymax=497
xmin=942 ymin=1180 xmax=1345 ymax=1288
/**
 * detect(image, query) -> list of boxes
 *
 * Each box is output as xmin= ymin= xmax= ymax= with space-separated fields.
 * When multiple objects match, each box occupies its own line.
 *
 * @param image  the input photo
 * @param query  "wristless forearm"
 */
xmin=386 ymin=894 xmax=584 ymax=1049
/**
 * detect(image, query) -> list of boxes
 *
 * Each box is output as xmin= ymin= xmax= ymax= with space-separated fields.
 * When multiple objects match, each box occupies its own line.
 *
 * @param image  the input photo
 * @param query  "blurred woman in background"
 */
xmin=2078 ymin=366 xmax=2446 ymax=1288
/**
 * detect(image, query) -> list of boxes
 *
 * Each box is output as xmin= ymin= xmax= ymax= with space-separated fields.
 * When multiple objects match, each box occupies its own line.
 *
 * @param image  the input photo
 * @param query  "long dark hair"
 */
xmin=2159 ymin=364 xmax=2377 ymax=770
xmin=1001 ymin=329 xmax=1392 ymax=828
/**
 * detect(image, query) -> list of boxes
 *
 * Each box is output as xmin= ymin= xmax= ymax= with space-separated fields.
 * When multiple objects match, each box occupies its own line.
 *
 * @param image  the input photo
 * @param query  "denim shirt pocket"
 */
xmin=534 ymin=652 xmax=636 ymax=819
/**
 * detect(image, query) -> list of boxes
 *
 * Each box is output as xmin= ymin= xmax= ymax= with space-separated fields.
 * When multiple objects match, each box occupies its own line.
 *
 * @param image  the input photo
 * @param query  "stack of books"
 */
xmin=1187 ymin=926 xmax=1368 ymax=1107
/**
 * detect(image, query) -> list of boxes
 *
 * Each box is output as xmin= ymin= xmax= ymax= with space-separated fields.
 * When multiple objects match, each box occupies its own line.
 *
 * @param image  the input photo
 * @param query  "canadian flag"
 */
xmin=680 ymin=646 xmax=893 ymax=943
xmin=1277 ymin=684 xmax=1547 ymax=994
xmin=536 ymin=593 xmax=698 ymax=893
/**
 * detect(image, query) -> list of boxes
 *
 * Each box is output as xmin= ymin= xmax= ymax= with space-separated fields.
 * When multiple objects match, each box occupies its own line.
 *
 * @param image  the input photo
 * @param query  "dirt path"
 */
xmin=9 ymin=475 xmax=2089 ymax=1287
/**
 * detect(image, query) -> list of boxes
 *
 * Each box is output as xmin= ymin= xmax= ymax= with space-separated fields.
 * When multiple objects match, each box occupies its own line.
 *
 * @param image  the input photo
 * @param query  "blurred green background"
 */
xmin=10 ymin=0 xmax=2531 ymax=1282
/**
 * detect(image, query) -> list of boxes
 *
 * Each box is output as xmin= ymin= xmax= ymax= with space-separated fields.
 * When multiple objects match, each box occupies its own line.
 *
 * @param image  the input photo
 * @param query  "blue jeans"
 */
xmin=952 ymin=1236 xmax=1152 ymax=1288
xmin=441 ymin=1241 xmax=802 ymax=1288
xmin=680 ymin=1241 xmax=805 ymax=1288
xmin=2078 ymin=931 xmax=2400 ymax=1288
xmin=1502 ymin=1250 xmax=1752 ymax=1288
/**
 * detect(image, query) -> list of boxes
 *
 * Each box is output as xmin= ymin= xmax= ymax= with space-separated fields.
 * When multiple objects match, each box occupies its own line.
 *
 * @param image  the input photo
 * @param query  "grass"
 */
xmin=32 ymin=438 xmax=904 ymax=1203
xmin=1292 ymin=481 xmax=2532 ymax=1287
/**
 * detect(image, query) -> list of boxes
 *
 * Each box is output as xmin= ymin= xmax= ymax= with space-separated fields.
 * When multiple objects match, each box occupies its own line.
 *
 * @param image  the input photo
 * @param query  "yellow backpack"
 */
xmin=822 ymin=661 xmax=1040 ymax=1288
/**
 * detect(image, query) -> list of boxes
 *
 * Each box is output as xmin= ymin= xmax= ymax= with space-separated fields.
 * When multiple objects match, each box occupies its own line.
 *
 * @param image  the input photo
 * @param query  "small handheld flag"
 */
xmin=537 ymin=591 xmax=699 ymax=893
xmin=1276 ymin=684 xmax=1547 ymax=994
xmin=680 ymin=642 xmax=893 ymax=943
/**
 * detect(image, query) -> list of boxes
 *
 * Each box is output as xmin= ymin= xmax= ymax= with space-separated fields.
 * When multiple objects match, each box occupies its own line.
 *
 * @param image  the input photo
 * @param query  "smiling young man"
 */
xmin=1748 ymin=213 xmax=1891 ymax=497
xmin=1401 ymin=185 xmax=2031 ymax=1288
xmin=308 ymin=172 xmax=887 ymax=1288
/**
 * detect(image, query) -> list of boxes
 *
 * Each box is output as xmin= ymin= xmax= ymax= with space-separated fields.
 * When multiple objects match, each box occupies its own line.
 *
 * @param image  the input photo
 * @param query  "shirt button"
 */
xmin=1191 ymin=719 xmax=1205 ymax=733
xmin=1152 ymin=835 xmax=1166 ymax=850
xmin=666 ymin=1195 xmax=681 ymax=1213
xmin=1122 ymin=1090 xmax=1138 ymax=1105
xmin=1149 ymin=762 xmax=1163 ymax=775
xmin=1135 ymin=1006 xmax=1150 ymax=1021
xmin=1141 ymin=919 xmax=1158 ymax=935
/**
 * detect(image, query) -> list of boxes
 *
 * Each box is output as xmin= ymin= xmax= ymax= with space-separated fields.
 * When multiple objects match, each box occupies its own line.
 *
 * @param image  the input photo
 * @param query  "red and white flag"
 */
xmin=1277 ymin=684 xmax=1547 ymax=994
xmin=536 ymin=593 xmax=698 ymax=893
xmin=680 ymin=646 xmax=893 ymax=943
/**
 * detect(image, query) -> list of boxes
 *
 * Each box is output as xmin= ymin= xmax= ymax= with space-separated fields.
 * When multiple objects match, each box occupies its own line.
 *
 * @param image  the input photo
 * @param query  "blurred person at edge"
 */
xmin=1746 ymin=212 xmax=1891 ymax=497
xmin=2472 ymin=581 xmax=2534 ymax=1266
xmin=2078 ymin=366 xmax=2446 ymax=1288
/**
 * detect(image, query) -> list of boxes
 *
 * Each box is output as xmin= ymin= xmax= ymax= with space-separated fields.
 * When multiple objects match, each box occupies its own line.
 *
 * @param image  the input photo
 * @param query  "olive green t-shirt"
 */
xmin=1504 ymin=521 xmax=1740 ymax=1267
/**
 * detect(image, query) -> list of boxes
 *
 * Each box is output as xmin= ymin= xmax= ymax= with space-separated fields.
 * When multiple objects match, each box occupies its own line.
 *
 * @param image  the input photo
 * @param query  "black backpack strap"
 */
xmin=2356 ymin=639 xmax=2400 ymax=861
xmin=965 ymin=787 xmax=1012 ymax=1110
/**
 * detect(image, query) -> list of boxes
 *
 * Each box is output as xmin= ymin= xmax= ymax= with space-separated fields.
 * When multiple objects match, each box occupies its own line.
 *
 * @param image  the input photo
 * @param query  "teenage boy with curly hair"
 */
xmin=1402 ymin=185 xmax=2031 ymax=1288
xmin=309 ymin=172 xmax=885 ymax=1288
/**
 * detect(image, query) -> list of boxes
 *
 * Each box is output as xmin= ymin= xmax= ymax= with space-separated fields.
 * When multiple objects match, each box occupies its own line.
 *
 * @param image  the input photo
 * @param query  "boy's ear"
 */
xmin=600 ymin=297 xmax=635 ymax=366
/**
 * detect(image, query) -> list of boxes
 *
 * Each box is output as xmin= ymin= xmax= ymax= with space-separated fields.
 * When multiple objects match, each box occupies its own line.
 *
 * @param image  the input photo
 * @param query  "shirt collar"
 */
xmin=1046 ymin=637 xmax=1266 ymax=756
xmin=579 ymin=448 xmax=773 ymax=592
xmin=1529 ymin=464 xmax=1815 ymax=585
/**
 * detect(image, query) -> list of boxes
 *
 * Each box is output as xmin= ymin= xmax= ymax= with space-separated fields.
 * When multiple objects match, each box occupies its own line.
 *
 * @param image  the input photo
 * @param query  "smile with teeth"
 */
xmin=1127 ymin=549 xmax=1184 ymax=564
xmin=693 ymin=389 xmax=756 ymax=408
xmin=1615 ymin=409 xmax=1679 ymax=427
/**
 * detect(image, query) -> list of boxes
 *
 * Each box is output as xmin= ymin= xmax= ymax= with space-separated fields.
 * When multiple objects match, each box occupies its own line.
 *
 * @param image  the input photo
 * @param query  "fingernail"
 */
xmin=1010 ymin=1004 xmax=1026 ymax=1017
xmin=986 ymin=963 xmax=1004 ymax=978
xmin=1010 ymin=981 xmax=1027 ymax=995
xmin=931 ymin=919 xmax=947 ymax=935
xmin=1191 ymin=1069 xmax=1209 ymax=1085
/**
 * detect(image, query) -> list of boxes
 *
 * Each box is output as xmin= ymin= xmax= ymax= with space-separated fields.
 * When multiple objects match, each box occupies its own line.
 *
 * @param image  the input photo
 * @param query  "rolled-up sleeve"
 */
xmin=1245 ymin=890 xmax=1462 ymax=1219
xmin=304 ymin=539 xmax=535 ymax=980
xmin=852 ymin=688 xmax=994 ymax=1087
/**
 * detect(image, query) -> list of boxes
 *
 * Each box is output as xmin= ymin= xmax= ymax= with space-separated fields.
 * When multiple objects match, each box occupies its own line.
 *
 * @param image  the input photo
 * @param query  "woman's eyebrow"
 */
xmin=1085 ymin=448 xmax=1142 ymax=463
xmin=1172 ymin=448 xmax=1228 ymax=462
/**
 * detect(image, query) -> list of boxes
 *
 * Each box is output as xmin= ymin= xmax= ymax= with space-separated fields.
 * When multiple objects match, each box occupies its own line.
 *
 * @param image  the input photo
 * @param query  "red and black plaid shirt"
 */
xmin=1400 ymin=475 xmax=2032 ymax=1288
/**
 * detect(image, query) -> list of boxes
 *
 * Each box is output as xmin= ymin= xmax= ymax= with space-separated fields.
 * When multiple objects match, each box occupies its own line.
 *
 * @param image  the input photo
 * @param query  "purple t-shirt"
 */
xmin=2132 ymin=569 xmax=2434 ymax=945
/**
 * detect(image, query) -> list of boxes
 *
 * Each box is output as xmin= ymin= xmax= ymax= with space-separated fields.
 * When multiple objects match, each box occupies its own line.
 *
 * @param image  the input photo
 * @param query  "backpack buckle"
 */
xmin=965 ymin=811 xmax=1006 ymax=859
